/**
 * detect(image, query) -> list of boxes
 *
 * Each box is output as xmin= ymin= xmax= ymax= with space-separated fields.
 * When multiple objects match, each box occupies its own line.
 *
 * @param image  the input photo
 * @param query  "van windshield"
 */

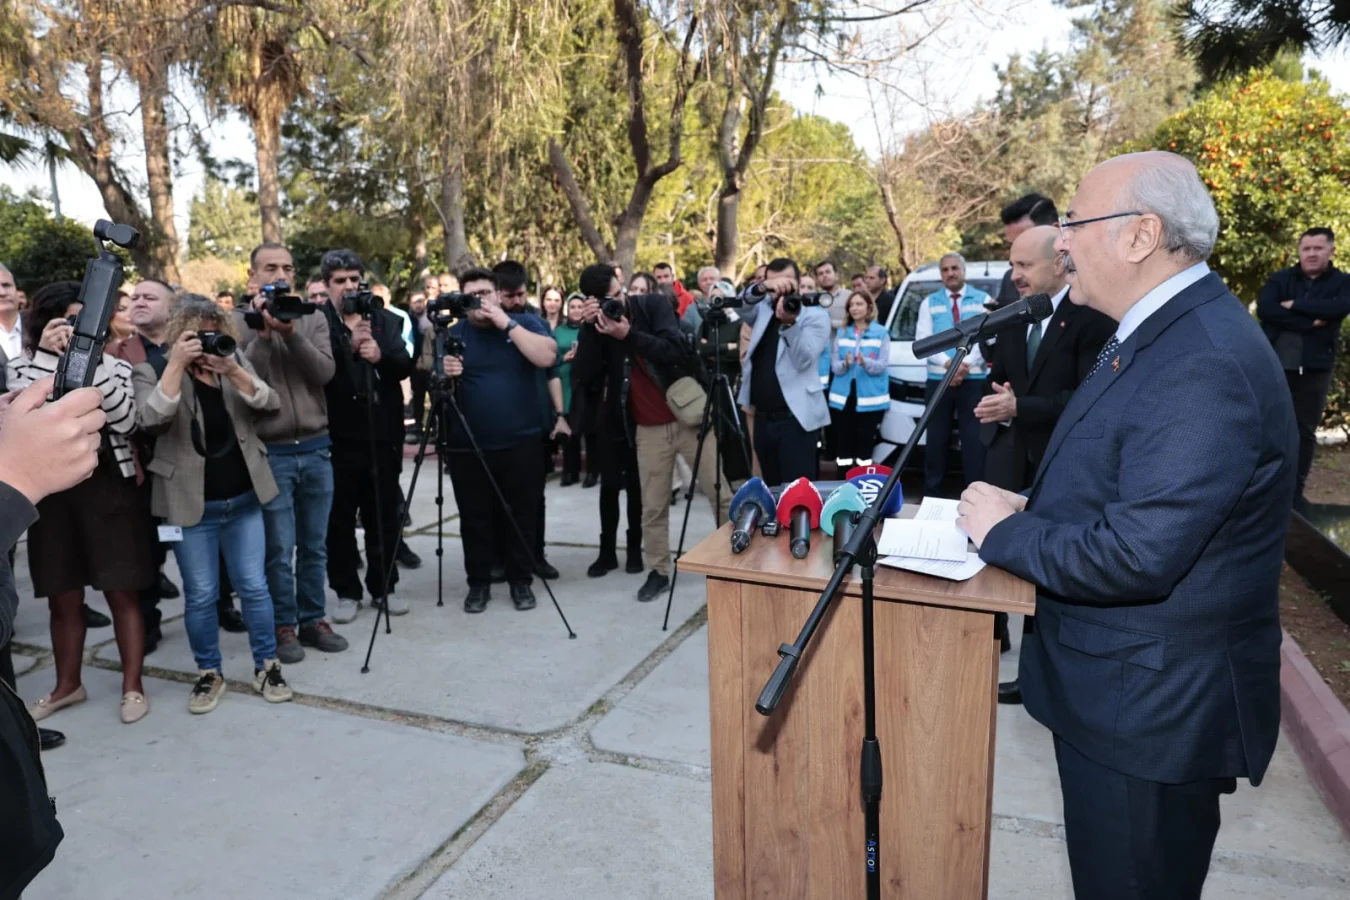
xmin=888 ymin=277 xmax=1004 ymax=341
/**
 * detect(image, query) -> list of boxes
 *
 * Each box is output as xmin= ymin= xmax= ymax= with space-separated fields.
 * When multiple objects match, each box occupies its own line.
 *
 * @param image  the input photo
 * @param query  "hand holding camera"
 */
xmin=441 ymin=354 xmax=464 ymax=378
xmin=167 ymin=331 xmax=204 ymax=372
xmin=39 ymin=317 xmax=75 ymax=354
xmin=0 ymin=377 xmax=106 ymax=504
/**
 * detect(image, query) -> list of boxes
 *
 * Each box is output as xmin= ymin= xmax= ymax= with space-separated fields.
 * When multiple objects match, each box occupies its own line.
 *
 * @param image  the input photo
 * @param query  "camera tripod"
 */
xmin=661 ymin=310 xmax=754 ymax=630
xmin=361 ymin=344 xmax=576 ymax=672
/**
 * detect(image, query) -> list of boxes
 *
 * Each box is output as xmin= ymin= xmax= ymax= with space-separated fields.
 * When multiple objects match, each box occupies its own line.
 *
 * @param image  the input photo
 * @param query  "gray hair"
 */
xmin=939 ymin=252 xmax=966 ymax=267
xmin=1116 ymin=152 xmax=1218 ymax=262
xmin=0 ymin=263 xmax=10 ymax=276
xmin=697 ymin=265 xmax=720 ymax=281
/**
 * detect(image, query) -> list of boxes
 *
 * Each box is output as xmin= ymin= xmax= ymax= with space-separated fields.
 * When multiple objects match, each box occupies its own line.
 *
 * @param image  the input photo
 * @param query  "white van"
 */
xmin=872 ymin=260 xmax=1010 ymax=465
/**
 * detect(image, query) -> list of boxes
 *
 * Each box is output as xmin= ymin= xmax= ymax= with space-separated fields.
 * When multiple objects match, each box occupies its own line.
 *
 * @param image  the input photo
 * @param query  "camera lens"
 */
xmin=198 ymin=331 xmax=237 ymax=356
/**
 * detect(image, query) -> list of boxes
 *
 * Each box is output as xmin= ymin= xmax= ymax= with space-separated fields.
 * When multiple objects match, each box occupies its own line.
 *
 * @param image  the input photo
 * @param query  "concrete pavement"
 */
xmin=9 ymin=470 xmax=1350 ymax=899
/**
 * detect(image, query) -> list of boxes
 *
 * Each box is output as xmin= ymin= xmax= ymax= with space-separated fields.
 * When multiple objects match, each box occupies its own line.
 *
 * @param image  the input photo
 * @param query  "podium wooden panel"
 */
xmin=680 ymin=521 xmax=1034 ymax=900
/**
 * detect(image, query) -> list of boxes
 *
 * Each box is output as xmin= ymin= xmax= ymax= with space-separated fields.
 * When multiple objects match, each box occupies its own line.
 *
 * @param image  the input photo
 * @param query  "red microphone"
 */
xmin=776 ymin=478 xmax=823 ymax=560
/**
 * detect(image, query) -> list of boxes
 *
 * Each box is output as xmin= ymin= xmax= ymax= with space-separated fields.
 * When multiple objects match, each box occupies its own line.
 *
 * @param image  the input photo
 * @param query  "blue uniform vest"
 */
xmin=829 ymin=322 xmax=890 ymax=412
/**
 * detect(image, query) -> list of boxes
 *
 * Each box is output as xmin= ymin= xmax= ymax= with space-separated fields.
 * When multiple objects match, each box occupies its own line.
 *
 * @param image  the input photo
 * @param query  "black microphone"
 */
xmin=912 ymin=292 xmax=1054 ymax=358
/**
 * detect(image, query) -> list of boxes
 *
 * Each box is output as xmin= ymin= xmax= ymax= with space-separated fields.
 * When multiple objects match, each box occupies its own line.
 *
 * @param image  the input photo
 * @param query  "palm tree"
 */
xmin=1179 ymin=0 xmax=1350 ymax=79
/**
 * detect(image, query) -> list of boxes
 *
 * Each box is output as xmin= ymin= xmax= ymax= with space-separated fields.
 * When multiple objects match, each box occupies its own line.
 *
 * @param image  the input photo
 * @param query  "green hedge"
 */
xmin=1323 ymin=319 xmax=1350 ymax=437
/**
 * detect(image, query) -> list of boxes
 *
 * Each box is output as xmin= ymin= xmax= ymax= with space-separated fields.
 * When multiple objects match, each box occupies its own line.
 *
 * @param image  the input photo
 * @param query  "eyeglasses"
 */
xmin=1057 ymin=211 xmax=1143 ymax=240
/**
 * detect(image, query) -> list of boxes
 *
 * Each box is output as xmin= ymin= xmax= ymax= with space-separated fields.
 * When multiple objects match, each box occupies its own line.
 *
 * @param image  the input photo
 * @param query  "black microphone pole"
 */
xmin=755 ymin=334 xmax=976 ymax=900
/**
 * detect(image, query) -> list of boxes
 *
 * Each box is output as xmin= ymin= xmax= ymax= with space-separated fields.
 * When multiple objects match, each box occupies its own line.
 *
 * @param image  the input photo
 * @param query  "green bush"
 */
xmin=1321 ymin=319 xmax=1350 ymax=436
xmin=0 ymin=187 xmax=98 ymax=292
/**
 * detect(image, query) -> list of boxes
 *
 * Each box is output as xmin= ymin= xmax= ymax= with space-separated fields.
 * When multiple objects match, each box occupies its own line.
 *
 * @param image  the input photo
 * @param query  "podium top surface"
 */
xmin=679 ymin=519 xmax=1035 ymax=616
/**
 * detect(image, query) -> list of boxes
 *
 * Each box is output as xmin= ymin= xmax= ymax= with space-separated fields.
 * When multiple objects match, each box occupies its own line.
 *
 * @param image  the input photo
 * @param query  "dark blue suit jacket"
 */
xmin=981 ymin=272 xmax=1298 ymax=786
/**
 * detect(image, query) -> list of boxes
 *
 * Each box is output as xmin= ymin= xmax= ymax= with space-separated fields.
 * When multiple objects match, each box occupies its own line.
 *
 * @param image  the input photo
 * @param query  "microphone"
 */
xmin=912 ymin=292 xmax=1054 ymax=358
xmin=776 ymin=478 xmax=823 ymax=560
xmin=820 ymin=483 xmax=868 ymax=563
xmin=845 ymin=465 xmax=905 ymax=518
xmin=729 ymin=478 xmax=777 ymax=554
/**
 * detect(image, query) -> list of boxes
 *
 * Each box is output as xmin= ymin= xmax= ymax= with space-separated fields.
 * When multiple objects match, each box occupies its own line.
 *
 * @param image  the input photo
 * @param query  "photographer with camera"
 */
xmin=737 ymin=257 xmax=832 ymax=487
xmin=7 ymin=281 xmax=153 ymax=725
xmin=234 ymin=243 xmax=346 ymax=662
xmin=131 ymin=296 xmax=294 ymax=714
xmin=573 ymin=263 xmax=728 ymax=603
xmin=434 ymin=268 xmax=557 ymax=612
xmin=319 ymin=250 xmax=415 ymax=620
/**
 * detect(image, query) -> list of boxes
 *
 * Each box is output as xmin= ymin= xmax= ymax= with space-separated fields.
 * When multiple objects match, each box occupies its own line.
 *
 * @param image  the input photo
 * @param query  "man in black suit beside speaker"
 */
xmin=974 ymin=225 xmax=1114 ymax=701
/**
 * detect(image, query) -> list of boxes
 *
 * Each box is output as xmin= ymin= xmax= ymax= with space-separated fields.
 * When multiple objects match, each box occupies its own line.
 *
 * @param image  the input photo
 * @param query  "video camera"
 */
xmin=340 ymin=280 xmax=381 ymax=319
xmin=243 ymin=281 xmax=318 ymax=331
xmin=427 ymin=291 xmax=482 ymax=328
xmin=52 ymin=220 xmax=139 ymax=399
xmin=430 ymin=329 xmax=466 ymax=390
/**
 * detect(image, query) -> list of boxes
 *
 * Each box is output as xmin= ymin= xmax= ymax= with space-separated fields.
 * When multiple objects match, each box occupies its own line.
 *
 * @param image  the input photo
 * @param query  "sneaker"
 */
xmin=535 ymin=558 xmax=559 ymax=580
xmin=188 ymin=670 xmax=225 ymax=715
xmin=464 ymin=584 xmax=491 ymax=613
xmin=587 ymin=551 xmax=619 ymax=578
xmin=510 ymin=583 xmax=537 ymax=611
xmin=275 ymin=625 xmax=305 ymax=664
xmin=299 ymin=621 xmax=349 ymax=653
xmin=636 ymin=570 xmax=670 ymax=603
xmin=371 ymin=594 xmax=410 ymax=616
xmin=331 ymin=597 xmax=360 ymax=624
xmin=396 ymin=541 xmax=422 ymax=569
xmin=252 ymin=659 xmax=294 ymax=703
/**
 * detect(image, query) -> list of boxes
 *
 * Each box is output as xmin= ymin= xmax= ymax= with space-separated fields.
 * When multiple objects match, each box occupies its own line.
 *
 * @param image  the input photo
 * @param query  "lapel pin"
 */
xmin=1111 ymin=357 xmax=1120 ymax=372
xmin=1060 ymin=321 xmax=1067 ymax=328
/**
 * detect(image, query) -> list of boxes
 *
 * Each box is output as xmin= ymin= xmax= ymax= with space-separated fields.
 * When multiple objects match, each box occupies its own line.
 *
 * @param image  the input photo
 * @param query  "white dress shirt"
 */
xmin=1114 ymin=262 xmax=1210 ymax=344
xmin=0 ymin=314 xmax=21 ymax=362
xmin=1028 ymin=285 xmax=1070 ymax=342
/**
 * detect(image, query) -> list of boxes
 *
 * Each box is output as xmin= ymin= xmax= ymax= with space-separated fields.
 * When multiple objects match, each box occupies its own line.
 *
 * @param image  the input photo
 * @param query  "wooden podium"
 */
xmin=679 ymin=520 xmax=1034 ymax=899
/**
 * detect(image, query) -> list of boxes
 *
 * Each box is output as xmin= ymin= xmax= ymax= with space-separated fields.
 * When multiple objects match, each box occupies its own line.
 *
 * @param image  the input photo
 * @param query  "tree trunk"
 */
xmin=440 ymin=136 xmax=472 ymax=272
xmin=409 ymin=206 xmax=428 ymax=282
xmin=134 ymin=53 xmax=181 ymax=284
xmin=877 ymin=178 xmax=912 ymax=275
xmin=47 ymin=151 xmax=60 ymax=219
xmin=714 ymin=187 xmax=740 ymax=274
xmin=253 ymin=106 xmax=283 ymax=244
xmin=547 ymin=138 xmax=613 ymax=264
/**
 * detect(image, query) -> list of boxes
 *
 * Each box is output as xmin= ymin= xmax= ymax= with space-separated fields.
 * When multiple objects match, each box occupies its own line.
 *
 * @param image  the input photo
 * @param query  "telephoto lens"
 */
xmin=196 ymin=330 xmax=237 ymax=357
xmin=601 ymin=297 xmax=626 ymax=321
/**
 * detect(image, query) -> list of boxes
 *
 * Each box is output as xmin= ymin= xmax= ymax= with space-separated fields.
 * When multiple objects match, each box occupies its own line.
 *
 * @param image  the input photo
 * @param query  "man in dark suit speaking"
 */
xmin=974 ymin=225 xmax=1114 ymax=676
xmin=957 ymin=151 xmax=1298 ymax=900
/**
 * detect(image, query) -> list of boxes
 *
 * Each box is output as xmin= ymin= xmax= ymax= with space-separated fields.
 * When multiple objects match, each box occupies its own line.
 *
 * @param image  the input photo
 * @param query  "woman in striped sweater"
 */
xmin=6 ymin=281 xmax=154 ymax=725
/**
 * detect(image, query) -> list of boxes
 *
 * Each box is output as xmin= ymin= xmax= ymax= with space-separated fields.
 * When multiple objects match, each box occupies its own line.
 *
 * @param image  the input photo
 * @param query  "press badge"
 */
xmin=157 ymin=525 xmax=183 ymax=543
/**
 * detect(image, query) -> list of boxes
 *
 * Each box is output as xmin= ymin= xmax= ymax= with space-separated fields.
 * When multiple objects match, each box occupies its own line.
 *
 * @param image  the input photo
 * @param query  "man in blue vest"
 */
xmin=914 ymin=252 xmax=990 ymax=497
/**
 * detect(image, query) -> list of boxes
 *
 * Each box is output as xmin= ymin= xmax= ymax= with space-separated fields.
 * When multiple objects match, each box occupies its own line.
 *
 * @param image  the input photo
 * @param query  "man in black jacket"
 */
xmin=973 ymin=225 xmax=1114 ymax=701
xmin=318 ymin=250 xmax=416 ymax=620
xmin=0 ymin=377 xmax=109 ymax=899
xmin=1257 ymin=227 xmax=1350 ymax=505
xmin=992 ymin=193 xmax=1060 ymax=310
xmin=573 ymin=263 xmax=729 ymax=603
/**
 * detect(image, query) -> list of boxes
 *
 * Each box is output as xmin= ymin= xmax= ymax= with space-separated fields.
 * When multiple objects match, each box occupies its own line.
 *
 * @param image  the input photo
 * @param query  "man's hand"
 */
xmin=596 ymin=311 xmax=631 ymax=340
xmin=442 ymin=355 xmax=464 ymax=378
xmin=0 ymin=377 xmax=105 ymax=504
xmin=485 ymin=303 xmax=511 ymax=331
xmin=262 ymin=309 xmax=295 ymax=338
xmin=951 ymin=361 xmax=971 ymax=386
xmin=761 ymin=273 xmax=796 ymax=296
xmin=38 ymin=317 xmax=74 ymax=354
xmin=578 ymin=299 xmax=601 ymax=323
xmin=955 ymin=481 xmax=1021 ymax=549
xmin=975 ymin=381 xmax=1017 ymax=423
xmin=1281 ymin=299 xmax=1295 ymax=309
xmin=551 ymin=416 xmax=572 ymax=439
xmin=357 ymin=336 xmax=382 ymax=363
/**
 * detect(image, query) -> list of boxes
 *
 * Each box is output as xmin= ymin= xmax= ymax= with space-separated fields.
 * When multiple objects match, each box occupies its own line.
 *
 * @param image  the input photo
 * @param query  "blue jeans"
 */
xmin=263 ymin=448 xmax=334 ymax=628
xmin=173 ymin=491 xmax=278 ymax=671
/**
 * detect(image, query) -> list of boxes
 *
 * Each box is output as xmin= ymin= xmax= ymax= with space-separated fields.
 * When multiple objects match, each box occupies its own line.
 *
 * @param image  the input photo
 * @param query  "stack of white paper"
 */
xmin=875 ymin=497 xmax=985 ymax=581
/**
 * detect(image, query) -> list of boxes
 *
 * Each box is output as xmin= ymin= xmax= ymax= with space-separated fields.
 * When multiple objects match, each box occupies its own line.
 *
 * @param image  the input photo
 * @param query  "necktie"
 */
xmin=1026 ymin=320 xmax=1042 ymax=368
xmin=1085 ymin=335 xmax=1120 ymax=382
xmin=951 ymin=292 xmax=961 ymax=324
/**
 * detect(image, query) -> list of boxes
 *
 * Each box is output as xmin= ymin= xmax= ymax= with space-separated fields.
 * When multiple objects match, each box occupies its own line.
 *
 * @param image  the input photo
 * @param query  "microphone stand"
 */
xmin=755 ymin=335 xmax=975 ymax=900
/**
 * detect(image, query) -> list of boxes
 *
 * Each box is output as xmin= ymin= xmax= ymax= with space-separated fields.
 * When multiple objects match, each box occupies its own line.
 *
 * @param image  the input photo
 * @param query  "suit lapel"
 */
xmin=1027 ymin=273 xmax=1229 ymax=498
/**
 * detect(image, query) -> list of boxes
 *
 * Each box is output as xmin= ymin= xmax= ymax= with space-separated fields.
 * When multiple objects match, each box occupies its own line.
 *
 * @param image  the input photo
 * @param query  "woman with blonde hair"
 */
xmin=132 ymin=296 xmax=294 ymax=714
xmin=828 ymin=290 xmax=891 ymax=477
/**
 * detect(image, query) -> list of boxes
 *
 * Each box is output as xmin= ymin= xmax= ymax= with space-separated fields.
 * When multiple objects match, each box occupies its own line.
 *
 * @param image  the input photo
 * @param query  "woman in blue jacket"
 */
xmin=828 ymin=291 xmax=891 ymax=477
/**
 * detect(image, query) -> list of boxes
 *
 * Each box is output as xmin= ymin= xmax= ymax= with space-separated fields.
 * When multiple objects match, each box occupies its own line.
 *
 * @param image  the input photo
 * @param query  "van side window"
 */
xmin=889 ymin=285 xmax=937 ymax=342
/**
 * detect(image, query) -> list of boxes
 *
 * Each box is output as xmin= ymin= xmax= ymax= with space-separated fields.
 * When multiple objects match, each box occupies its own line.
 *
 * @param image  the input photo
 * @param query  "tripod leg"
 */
xmin=361 ymin=402 xmax=436 ymax=673
xmin=661 ymin=394 xmax=716 ymax=632
xmin=436 ymin=441 xmax=445 ymax=607
xmin=441 ymin=392 xmax=576 ymax=639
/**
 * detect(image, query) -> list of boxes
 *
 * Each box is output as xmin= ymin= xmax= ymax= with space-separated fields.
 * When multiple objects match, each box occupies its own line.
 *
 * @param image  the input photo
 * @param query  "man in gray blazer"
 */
xmin=737 ymin=257 xmax=832 ymax=487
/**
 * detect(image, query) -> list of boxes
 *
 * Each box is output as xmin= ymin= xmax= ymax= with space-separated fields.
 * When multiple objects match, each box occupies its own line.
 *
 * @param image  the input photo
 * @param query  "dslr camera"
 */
xmin=340 ymin=280 xmax=381 ymax=319
xmin=244 ymin=281 xmax=318 ymax=330
xmin=782 ymin=291 xmax=831 ymax=316
xmin=426 ymin=291 xmax=482 ymax=328
xmin=197 ymin=330 xmax=237 ymax=357
xmin=601 ymin=297 xmax=627 ymax=321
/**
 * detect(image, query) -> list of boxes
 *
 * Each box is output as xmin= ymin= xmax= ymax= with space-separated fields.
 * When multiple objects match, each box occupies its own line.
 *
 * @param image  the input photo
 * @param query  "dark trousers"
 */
xmin=563 ymin=432 xmax=598 ymax=479
xmin=833 ymin=389 xmax=886 ymax=467
xmin=447 ymin=437 xmax=543 ymax=588
xmin=0 ymin=641 xmax=14 ymax=691
xmin=409 ymin=370 xmax=430 ymax=433
xmin=599 ymin=435 xmax=642 ymax=555
xmin=327 ymin=440 xmax=403 ymax=601
xmin=1055 ymin=734 xmax=1234 ymax=900
xmin=1286 ymin=367 xmax=1333 ymax=496
xmin=923 ymin=377 xmax=986 ymax=498
xmin=752 ymin=412 xmax=818 ymax=489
